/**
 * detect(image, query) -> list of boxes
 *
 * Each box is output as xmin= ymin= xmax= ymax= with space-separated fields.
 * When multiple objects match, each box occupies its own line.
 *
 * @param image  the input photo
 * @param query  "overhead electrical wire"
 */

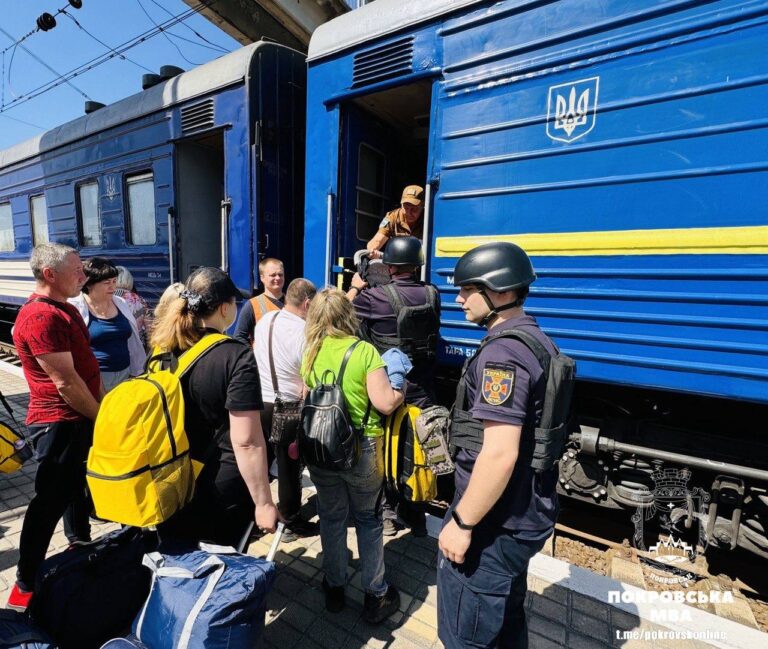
xmin=135 ymin=0 xmax=203 ymax=66
xmin=1 ymin=2 xmax=83 ymax=55
xmin=0 ymin=25 xmax=92 ymax=104
xmin=147 ymin=0 xmax=230 ymax=54
xmin=0 ymin=111 xmax=47 ymax=130
xmin=60 ymin=9 xmax=155 ymax=74
xmin=0 ymin=0 xmax=220 ymax=115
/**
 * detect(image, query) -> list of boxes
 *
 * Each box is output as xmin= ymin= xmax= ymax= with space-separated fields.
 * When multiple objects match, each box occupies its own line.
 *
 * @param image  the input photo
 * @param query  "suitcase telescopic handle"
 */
xmin=266 ymin=522 xmax=285 ymax=562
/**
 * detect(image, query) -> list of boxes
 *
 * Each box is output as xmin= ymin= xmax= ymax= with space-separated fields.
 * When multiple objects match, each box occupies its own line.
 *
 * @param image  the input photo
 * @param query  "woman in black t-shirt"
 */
xmin=150 ymin=267 xmax=279 ymax=546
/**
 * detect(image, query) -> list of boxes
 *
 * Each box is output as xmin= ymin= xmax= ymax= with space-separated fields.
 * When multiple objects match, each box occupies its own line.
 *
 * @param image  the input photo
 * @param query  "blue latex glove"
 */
xmin=381 ymin=348 xmax=413 ymax=390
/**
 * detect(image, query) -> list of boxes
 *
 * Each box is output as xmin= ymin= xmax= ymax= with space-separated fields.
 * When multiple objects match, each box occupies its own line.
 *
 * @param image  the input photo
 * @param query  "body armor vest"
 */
xmin=367 ymin=282 xmax=439 ymax=365
xmin=449 ymin=328 xmax=575 ymax=473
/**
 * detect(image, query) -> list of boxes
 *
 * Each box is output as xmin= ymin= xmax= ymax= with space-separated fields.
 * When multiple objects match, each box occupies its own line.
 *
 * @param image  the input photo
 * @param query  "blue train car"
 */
xmin=0 ymin=41 xmax=305 ymax=322
xmin=304 ymin=0 xmax=768 ymax=557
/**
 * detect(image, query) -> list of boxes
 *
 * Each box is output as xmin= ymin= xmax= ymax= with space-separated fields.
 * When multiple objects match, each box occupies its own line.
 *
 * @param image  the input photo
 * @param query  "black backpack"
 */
xmin=299 ymin=340 xmax=372 ymax=471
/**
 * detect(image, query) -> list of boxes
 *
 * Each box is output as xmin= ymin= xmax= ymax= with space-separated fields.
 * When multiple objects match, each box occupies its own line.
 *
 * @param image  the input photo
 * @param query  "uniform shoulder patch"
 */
xmin=481 ymin=362 xmax=515 ymax=406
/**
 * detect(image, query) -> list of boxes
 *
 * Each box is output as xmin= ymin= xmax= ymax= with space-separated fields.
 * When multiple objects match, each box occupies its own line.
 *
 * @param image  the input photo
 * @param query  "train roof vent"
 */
xmin=352 ymin=36 xmax=414 ymax=89
xmin=181 ymin=99 xmax=215 ymax=133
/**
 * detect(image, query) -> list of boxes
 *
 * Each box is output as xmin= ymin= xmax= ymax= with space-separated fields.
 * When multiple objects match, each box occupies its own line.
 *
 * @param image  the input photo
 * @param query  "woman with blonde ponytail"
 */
xmin=153 ymin=267 xmax=279 ymax=547
xmin=301 ymin=288 xmax=404 ymax=623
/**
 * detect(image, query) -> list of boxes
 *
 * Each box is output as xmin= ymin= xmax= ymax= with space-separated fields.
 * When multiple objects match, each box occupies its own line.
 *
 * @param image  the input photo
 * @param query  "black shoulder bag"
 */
xmin=268 ymin=312 xmax=304 ymax=445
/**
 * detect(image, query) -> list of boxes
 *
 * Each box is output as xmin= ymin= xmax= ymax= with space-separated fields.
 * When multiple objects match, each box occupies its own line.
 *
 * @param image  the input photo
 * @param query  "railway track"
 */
xmin=553 ymin=503 xmax=768 ymax=631
xmin=0 ymin=341 xmax=21 ymax=367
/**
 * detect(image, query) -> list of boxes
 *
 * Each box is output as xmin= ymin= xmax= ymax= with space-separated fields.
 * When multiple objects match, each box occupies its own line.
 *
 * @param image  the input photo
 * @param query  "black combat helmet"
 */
xmin=454 ymin=242 xmax=536 ymax=292
xmin=383 ymin=236 xmax=424 ymax=266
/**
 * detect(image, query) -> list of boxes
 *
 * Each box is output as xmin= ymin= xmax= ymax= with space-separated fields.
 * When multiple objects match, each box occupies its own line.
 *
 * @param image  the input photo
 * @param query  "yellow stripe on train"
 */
xmin=435 ymin=225 xmax=768 ymax=257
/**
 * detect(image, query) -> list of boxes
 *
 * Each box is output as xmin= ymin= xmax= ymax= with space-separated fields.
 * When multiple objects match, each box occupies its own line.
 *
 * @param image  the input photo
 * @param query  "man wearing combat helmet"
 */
xmin=437 ymin=242 xmax=560 ymax=649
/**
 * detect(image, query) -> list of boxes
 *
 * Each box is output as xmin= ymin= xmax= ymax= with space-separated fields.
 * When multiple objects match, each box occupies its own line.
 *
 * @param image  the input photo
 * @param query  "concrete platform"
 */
xmin=1 ymin=366 xmax=766 ymax=648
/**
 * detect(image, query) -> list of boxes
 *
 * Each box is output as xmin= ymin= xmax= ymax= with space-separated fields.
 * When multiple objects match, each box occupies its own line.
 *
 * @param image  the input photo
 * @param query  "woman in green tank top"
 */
xmin=301 ymin=288 xmax=404 ymax=624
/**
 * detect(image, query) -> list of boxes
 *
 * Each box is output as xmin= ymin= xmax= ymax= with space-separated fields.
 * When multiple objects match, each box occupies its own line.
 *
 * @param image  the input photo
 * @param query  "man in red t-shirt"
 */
xmin=8 ymin=243 xmax=102 ymax=611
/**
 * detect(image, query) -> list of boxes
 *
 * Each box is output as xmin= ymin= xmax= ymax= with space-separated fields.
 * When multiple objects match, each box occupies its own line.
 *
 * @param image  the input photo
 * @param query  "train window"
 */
xmin=77 ymin=181 xmax=102 ymax=247
xmin=0 ymin=203 xmax=14 ymax=251
xmin=356 ymin=144 xmax=386 ymax=242
xmin=30 ymin=195 xmax=49 ymax=245
xmin=126 ymin=172 xmax=156 ymax=245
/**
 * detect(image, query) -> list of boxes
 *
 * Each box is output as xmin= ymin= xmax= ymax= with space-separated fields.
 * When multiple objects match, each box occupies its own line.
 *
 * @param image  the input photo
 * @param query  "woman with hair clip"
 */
xmin=150 ymin=267 xmax=279 ymax=546
xmin=70 ymin=257 xmax=146 ymax=391
xmin=301 ymin=288 xmax=404 ymax=624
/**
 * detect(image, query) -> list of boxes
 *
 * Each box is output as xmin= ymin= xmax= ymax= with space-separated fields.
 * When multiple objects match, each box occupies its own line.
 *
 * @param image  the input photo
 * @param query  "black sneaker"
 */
xmin=282 ymin=518 xmax=318 ymax=543
xmin=363 ymin=585 xmax=400 ymax=624
xmin=322 ymin=577 xmax=345 ymax=613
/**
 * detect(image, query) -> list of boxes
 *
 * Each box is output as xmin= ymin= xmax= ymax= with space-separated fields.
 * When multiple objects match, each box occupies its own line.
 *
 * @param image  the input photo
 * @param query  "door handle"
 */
xmin=220 ymin=198 xmax=232 ymax=272
xmin=167 ymin=207 xmax=176 ymax=284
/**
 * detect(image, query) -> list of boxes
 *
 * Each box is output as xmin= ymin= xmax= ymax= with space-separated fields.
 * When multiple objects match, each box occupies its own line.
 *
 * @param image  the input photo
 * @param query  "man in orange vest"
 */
xmin=233 ymin=258 xmax=285 ymax=348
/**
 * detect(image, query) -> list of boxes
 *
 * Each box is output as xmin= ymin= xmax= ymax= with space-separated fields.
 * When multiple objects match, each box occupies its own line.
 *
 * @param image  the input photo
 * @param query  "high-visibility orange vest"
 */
xmin=250 ymin=294 xmax=281 ymax=322
xmin=250 ymin=294 xmax=282 ymax=350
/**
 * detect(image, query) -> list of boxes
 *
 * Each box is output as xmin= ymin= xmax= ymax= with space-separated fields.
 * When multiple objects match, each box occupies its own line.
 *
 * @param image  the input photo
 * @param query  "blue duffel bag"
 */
xmin=0 ymin=610 xmax=56 ymax=649
xmin=131 ymin=544 xmax=275 ymax=649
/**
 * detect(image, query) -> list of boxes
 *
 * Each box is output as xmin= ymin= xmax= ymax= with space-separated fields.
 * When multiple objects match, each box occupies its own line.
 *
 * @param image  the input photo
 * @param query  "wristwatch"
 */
xmin=451 ymin=509 xmax=475 ymax=531
xmin=349 ymin=286 xmax=360 ymax=295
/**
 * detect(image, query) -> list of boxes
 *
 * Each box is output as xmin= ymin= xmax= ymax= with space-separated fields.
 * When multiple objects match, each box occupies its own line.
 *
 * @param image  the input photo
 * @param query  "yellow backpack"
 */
xmin=87 ymin=334 xmax=230 ymax=527
xmin=0 ymin=391 xmax=30 ymax=474
xmin=384 ymin=404 xmax=438 ymax=503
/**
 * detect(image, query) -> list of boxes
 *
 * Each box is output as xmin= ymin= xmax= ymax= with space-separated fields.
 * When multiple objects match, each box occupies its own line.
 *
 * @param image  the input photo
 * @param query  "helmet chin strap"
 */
xmin=478 ymin=290 xmax=521 ymax=327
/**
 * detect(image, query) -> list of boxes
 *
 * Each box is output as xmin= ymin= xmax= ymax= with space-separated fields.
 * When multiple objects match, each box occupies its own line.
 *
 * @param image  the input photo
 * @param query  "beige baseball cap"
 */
xmin=401 ymin=185 xmax=424 ymax=206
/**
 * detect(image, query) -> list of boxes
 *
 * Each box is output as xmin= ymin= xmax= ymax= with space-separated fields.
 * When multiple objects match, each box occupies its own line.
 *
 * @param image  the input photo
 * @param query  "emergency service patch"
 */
xmin=481 ymin=365 xmax=515 ymax=405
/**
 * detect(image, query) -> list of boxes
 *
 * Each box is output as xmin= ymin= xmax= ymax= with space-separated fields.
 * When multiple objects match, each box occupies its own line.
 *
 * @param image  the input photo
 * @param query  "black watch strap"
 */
xmin=452 ymin=509 xmax=475 ymax=531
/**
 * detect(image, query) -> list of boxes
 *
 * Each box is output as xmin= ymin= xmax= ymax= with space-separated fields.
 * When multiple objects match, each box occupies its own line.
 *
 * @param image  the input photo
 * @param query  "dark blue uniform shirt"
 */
xmin=352 ymin=275 xmax=441 ymax=407
xmin=454 ymin=314 xmax=559 ymax=535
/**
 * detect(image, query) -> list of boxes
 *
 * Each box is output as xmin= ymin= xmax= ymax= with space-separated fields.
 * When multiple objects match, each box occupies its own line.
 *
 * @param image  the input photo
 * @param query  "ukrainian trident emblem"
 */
xmin=105 ymin=175 xmax=118 ymax=201
xmin=546 ymin=77 xmax=599 ymax=143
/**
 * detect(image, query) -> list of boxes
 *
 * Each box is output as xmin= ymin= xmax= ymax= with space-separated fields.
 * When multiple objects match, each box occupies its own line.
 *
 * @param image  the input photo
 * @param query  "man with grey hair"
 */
xmin=253 ymin=278 xmax=317 ymax=542
xmin=8 ymin=243 xmax=102 ymax=611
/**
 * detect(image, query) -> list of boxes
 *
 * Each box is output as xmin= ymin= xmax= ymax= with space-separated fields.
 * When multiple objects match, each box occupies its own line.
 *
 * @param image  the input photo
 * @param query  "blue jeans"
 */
xmin=309 ymin=436 xmax=387 ymax=596
xmin=437 ymin=509 xmax=546 ymax=649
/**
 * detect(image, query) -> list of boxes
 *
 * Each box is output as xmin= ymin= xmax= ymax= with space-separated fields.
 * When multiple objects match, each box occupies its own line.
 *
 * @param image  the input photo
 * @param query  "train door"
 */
xmin=252 ymin=44 xmax=306 ymax=283
xmin=173 ymin=132 xmax=225 ymax=280
xmin=335 ymin=81 xmax=432 ymax=288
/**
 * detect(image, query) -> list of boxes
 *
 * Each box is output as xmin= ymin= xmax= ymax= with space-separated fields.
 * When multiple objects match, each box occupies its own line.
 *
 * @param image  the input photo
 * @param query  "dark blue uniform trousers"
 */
xmin=437 ymin=511 xmax=546 ymax=649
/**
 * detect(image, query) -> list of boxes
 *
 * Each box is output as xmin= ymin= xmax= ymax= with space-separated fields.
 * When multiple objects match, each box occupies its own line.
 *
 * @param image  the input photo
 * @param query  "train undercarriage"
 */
xmin=561 ymin=382 xmax=768 ymax=561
